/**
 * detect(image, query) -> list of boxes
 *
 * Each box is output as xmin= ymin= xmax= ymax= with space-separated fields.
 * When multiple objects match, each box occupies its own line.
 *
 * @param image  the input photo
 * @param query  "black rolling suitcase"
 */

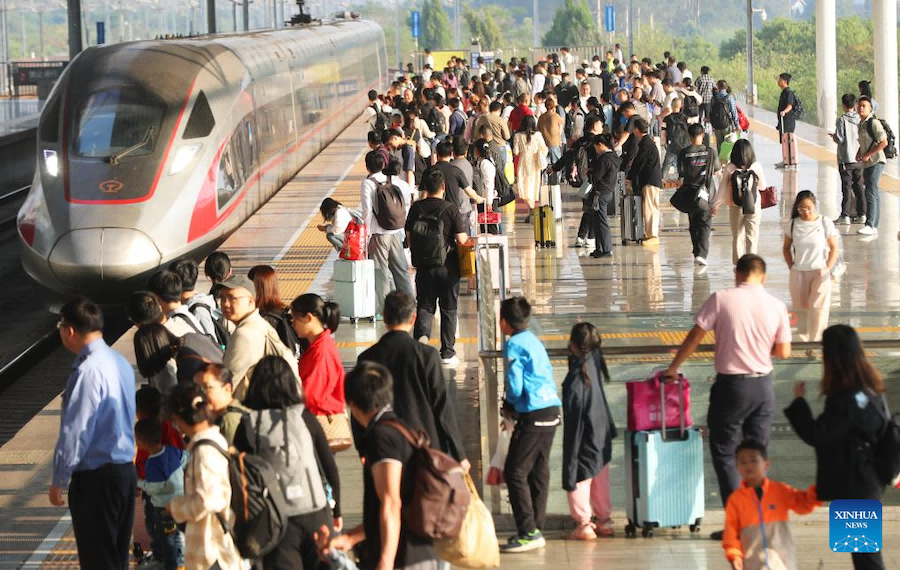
xmin=621 ymin=193 xmax=644 ymax=245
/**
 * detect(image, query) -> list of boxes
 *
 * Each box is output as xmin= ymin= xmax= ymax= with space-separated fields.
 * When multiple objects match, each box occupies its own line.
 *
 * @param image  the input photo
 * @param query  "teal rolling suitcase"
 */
xmin=624 ymin=427 xmax=705 ymax=538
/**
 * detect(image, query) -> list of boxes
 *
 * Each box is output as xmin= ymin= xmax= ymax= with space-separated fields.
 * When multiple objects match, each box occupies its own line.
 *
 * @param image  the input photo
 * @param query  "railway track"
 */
xmin=0 ymin=184 xmax=30 ymax=230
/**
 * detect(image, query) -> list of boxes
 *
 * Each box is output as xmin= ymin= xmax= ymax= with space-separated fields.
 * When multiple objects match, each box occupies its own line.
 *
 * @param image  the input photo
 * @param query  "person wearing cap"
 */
xmin=219 ymin=274 xmax=298 ymax=400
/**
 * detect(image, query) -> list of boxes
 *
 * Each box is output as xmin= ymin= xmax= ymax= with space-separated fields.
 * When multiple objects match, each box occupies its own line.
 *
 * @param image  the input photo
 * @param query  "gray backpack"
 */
xmin=253 ymin=406 xmax=328 ymax=517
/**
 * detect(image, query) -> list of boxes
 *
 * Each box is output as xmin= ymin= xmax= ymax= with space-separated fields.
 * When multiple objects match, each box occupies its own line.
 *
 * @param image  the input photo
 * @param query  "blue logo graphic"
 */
xmin=830 ymin=499 xmax=882 ymax=553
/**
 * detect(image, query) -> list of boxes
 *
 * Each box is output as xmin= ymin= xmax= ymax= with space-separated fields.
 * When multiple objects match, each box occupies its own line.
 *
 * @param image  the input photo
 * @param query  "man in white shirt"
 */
xmin=148 ymin=270 xmax=206 ymax=338
xmin=361 ymin=151 xmax=414 ymax=316
xmin=424 ymin=49 xmax=435 ymax=71
xmin=613 ymin=44 xmax=624 ymax=64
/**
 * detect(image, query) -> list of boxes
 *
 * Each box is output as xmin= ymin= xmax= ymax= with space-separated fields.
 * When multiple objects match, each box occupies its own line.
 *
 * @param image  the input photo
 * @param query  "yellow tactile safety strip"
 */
xmin=747 ymin=117 xmax=900 ymax=195
xmin=273 ymin=155 xmax=368 ymax=301
xmin=337 ymin=324 xmax=900 ymax=349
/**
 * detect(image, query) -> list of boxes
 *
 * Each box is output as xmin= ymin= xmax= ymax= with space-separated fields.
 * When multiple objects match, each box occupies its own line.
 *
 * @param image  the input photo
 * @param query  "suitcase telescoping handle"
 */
xmin=654 ymin=372 xmax=686 ymax=440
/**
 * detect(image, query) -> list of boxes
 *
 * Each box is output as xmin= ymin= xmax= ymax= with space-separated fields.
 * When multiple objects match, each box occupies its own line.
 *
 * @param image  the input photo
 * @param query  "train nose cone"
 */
xmin=48 ymin=228 xmax=162 ymax=290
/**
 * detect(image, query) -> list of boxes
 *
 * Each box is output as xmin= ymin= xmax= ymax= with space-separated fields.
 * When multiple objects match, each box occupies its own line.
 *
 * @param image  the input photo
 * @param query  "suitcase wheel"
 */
xmin=621 ymin=239 xmax=627 ymax=245
xmin=641 ymin=527 xmax=653 ymax=538
xmin=690 ymin=523 xmax=701 ymax=533
xmin=369 ymin=316 xmax=377 ymax=323
xmin=624 ymin=523 xmax=637 ymax=539
xmin=350 ymin=318 xmax=359 ymax=325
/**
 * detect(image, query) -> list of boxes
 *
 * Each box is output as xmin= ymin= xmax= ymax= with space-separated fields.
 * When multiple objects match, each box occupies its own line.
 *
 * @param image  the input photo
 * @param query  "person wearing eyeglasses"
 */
xmin=219 ymin=274 xmax=298 ymax=401
xmin=50 ymin=298 xmax=137 ymax=569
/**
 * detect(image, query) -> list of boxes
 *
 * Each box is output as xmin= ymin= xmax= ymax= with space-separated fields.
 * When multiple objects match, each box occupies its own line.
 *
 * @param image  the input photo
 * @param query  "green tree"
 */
xmin=464 ymin=5 xmax=502 ymax=49
xmin=542 ymin=0 xmax=599 ymax=48
xmin=421 ymin=0 xmax=451 ymax=50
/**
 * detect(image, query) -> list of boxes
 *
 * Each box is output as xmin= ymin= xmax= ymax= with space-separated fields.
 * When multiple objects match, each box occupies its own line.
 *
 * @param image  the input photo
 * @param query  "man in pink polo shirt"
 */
xmin=664 ymin=254 xmax=792 ymax=541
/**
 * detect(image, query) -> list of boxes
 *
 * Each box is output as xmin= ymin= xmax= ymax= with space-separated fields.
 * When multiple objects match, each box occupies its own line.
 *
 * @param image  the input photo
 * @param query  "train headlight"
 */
xmin=170 ymin=145 xmax=201 ymax=175
xmin=43 ymin=149 xmax=59 ymax=177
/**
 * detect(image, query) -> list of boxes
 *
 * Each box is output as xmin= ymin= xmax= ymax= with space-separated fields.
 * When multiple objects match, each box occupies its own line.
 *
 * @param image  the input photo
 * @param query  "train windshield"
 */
xmin=75 ymin=88 xmax=163 ymax=159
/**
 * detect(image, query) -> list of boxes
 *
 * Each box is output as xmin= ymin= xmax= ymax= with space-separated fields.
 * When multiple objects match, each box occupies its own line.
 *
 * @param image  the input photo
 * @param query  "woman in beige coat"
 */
xmin=167 ymin=383 xmax=241 ymax=570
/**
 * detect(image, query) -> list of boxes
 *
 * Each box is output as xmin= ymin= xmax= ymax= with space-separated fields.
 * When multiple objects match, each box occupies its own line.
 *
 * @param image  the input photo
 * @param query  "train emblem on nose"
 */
xmin=99 ymin=180 xmax=124 ymax=194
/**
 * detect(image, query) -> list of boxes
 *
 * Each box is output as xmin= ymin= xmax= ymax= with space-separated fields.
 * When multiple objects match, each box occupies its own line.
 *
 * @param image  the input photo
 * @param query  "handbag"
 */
xmin=486 ymin=424 xmax=511 ymax=486
xmin=577 ymin=180 xmax=593 ymax=199
xmin=760 ymin=186 xmax=778 ymax=209
xmin=626 ymin=372 xmax=692 ymax=433
xmin=435 ymin=473 xmax=500 ymax=568
xmin=457 ymin=243 xmax=476 ymax=277
xmin=339 ymin=214 xmax=367 ymax=261
xmin=316 ymin=412 xmax=353 ymax=452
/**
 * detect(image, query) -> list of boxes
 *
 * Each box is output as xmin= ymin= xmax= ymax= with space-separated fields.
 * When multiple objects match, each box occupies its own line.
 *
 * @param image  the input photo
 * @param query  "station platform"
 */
xmin=0 ymin=100 xmax=40 ymax=138
xmin=1 ymin=108 xmax=899 ymax=569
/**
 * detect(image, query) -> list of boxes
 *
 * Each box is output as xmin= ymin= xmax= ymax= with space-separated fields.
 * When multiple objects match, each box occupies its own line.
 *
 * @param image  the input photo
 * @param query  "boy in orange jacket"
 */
xmin=723 ymin=440 xmax=821 ymax=570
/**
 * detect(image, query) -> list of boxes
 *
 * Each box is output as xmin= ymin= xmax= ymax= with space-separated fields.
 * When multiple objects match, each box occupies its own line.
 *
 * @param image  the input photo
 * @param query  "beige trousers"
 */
xmin=789 ymin=268 xmax=832 ymax=342
xmin=728 ymin=206 xmax=761 ymax=264
xmin=642 ymin=185 xmax=662 ymax=239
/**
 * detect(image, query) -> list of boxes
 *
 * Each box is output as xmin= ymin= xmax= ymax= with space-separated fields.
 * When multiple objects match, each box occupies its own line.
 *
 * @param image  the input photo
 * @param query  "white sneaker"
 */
xmin=574 ymin=237 xmax=586 ymax=248
xmin=835 ymin=216 xmax=850 ymax=225
xmin=441 ymin=355 xmax=459 ymax=367
xmin=857 ymin=226 xmax=877 ymax=236
xmin=775 ymin=162 xmax=786 ymax=169
xmin=418 ymin=335 xmax=430 ymax=345
xmin=585 ymin=238 xmax=596 ymax=249
xmin=694 ymin=256 xmax=708 ymax=266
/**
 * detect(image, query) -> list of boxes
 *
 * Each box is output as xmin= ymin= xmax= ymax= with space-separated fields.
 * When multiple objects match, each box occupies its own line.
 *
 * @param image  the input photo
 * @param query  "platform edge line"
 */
xmin=20 ymin=513 xmax=71 ymax=568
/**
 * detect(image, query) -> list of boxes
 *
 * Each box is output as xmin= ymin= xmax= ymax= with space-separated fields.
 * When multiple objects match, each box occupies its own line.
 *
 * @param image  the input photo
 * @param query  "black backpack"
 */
xmin=792 ymin=95 xmax=805 ymax=120
xmin=567 ymin=143 xmax=590 ymax=188
xmin=731 ymin=169 xmax=759 ymax=215
xmin=564 ymin=109 xmax=578 ymax=142
xmin=371 ymin=104 xmax=391 ymax=135
xmin=261 ymin=308 xmax=303 ymax=359
xmin=187 ymin=303 xmax=231 ymax=349
xmin=710 ymin=98 xmax=730 ymax=130
xmin=409 ymin=203 xmax=451 ymax=269
xmin=426 ymin=106 xmax=445 ymax=135
xmin=372 ymin=175 xmax=407 ymax=230
xmin=867 ymin=116 xmax=898 ymax=159
xmin=492 ymin=158 xmax=516 ymax=208
xmin=194 ymin=439 xmax=289 ymax=560
xmin=683 ymin=95 xmax=700 ymax=118
xmin=668 ymin=114 xmax=691 ymax=151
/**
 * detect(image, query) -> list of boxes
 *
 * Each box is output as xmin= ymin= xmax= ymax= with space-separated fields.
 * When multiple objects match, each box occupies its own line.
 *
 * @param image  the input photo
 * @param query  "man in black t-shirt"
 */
xmin=423 ymin=140 xmax=482 ymax=219
xmin=776 ymin=72 xmax=799 ymax=169
xmin=677 ymin=123 xmax=719 ymax=266
xmin=405 ymin=169 xmax=470 ymax=367
xmin=322 ymin=361 xmax=438 ymax=569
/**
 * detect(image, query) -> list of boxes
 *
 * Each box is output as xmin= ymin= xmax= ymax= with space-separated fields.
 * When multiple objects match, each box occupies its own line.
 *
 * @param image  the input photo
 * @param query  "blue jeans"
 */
xmin=863 ymin=162 xmax=885 ymax=228
xmin=152 ymin=507 xmax=184 ymax=570
xmin=662 ymin=144 xmax=679 ymax=178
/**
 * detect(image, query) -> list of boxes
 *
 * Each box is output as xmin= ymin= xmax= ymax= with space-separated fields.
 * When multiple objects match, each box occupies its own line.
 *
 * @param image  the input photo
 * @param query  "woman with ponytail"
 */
xmin=166 ymin=383 xmax=240 ymax=570
xmin=562 ymin=322 xmax=618 ymax=540
xmin=292 ymin=294 xmax=351 ymax=451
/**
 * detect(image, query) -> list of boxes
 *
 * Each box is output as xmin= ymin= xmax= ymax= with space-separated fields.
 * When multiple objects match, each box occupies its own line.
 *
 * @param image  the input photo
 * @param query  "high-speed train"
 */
xmin=17 ymin=18 xmax=387 ymax=298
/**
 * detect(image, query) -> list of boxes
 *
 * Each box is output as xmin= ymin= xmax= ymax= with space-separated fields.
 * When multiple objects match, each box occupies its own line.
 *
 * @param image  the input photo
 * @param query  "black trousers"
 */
xmin=504 ymin=425 xmax=556 ymax=535
xmin=688 ymin=209 xmax=712 ymax=258
xmin=707 ymin=374 xmax=774 ymax=507
xmin=69 ymin=462 xmax=137 ymax=570
xmin=577 ymin=198 xmax=595 ymax=239
xmin=263 ymin=507 xmax=333 ymax=570
xmin=839 ymin=163 xmax=865 ymax=218
xmin=413 ymin=264 xmax=460 ymax=359
xmin=590 ymin=191 xmax=613 ymax=253
xmin=851 ymin=552 xmax=886 ymax=570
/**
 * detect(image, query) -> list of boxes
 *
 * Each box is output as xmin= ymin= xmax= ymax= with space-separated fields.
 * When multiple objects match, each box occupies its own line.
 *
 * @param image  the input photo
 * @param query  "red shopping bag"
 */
xmin=737 ymin=105 xmax=750 ymax=131
xmin=626 ymin=372 xmax=692 ymax=432
xmin=339 ymin=218 xmax=368 ymax=261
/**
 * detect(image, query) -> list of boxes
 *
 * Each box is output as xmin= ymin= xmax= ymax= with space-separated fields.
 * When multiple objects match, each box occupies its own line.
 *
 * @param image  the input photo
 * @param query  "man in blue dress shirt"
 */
xmin=49 ymin=298 xmax=137 ymax=569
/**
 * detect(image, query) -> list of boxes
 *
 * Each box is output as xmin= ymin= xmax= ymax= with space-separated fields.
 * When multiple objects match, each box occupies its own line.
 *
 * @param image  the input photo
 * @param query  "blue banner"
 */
xmin=411 ymin=11 xmax=420 ymax=39
xmin=605 ymin=5 xmax=614 ymax=33
xmin=97 ymin=22 xmax=106 ymax=45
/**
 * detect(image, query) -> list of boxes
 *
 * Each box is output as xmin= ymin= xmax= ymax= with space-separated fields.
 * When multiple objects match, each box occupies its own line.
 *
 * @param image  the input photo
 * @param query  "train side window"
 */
xmin=40 ymin=93 xmax=62 ymax=143
xmin=216 ymin=144 xmax=240 ymax=211
xmin=183 ymin=91 xmax=215 ymax=139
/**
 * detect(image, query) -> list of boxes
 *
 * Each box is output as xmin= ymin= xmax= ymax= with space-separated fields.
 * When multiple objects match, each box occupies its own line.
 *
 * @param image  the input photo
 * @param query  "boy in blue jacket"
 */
xmin=499 ymin=297 xmax=562 ymax=553
xmin=136 ymin=417 xmax=188 ymax=570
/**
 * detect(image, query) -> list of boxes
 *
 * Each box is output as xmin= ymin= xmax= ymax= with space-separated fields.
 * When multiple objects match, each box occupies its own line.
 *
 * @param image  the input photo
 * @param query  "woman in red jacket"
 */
xmin=291 ymin=294 xmax=350 ymax=450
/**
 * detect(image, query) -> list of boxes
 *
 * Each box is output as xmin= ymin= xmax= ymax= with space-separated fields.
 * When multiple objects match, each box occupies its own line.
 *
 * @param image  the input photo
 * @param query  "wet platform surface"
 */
xmin=0 ymin=108 xmax=899 ymax=568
